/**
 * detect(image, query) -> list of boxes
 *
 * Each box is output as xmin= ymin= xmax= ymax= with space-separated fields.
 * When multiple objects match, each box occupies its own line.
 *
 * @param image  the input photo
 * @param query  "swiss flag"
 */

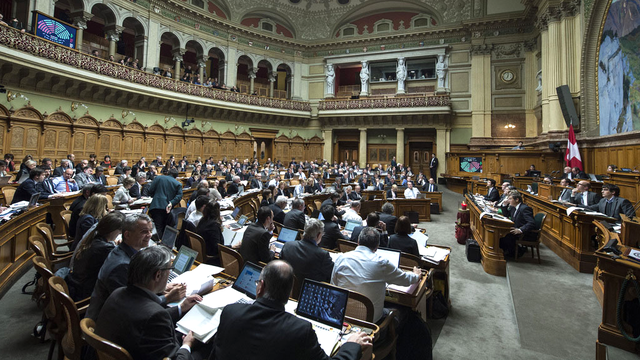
xmin=565 ymin=124 xmax=583 ymax=170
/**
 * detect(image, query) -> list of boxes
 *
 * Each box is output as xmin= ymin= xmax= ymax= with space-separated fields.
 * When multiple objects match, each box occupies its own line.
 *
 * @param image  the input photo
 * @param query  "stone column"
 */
xmin=286 ymin=74 xmax=292 ymax=99
xmin=396 ymin=128 xmax=405 ymax=166
xmin=470 ymin=45 xmax=493 ymax=138
xmin=105 ymin=26 xmax=124 ymax=58
xmin=524 ymin=40 xmax=539 ymax=137
xmin=172 ymin=48 xmax=186 ymax=80
xmin=146 ymin=20 xmax=161 ymax=70
xmin=436 ymin=128 xmax=449 ymax=177
xmin=217 ymin=62 xmax=225 ymax=84
xmin=134 ymin=36 xmax=147 ymax=68
xmin=198 ymin=56 xmax=208 ymax=83
xmin=323 ymin=129 xmax=333 ymax=162
xmin=547 ymin=9 xmax=565 ymax=132
xmin=225 ymin=46 xmax=238 ymax=87
xmin=358 ymin=128 xmax=367 ymax=168
xmin=71 ymin=12 xmax=92 ymax=52
xmin=359 ymin=61 xmax=369 ymax=97
xmin=268 ymin=71 xmax=277 ymax=97
xmin=248 ymin=67 xmax=258 ymax=93
xmin=538 ymin=13 xmax=551 ymax=134
xmin=29 ymin=0 xmax=57 ymax=29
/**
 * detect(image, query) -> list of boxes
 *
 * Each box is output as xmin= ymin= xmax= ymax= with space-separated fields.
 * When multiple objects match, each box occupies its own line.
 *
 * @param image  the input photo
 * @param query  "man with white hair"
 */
xmin=227 ymin=175 xmax=241 ymax=196
xmin=269 ymin=195 xmax=287 ymax=224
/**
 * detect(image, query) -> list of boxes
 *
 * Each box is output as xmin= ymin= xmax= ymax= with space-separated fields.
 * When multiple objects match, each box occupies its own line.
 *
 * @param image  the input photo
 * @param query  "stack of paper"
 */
xmin=420 ymin=246 xmax=450 ymax=264
xmin=176 ymin=304 xmax=222 ymax=343
xmin=171 ymin=264 xmax=223 ymax=296
xmin=409 ymin=231 xmax=429 ymax=247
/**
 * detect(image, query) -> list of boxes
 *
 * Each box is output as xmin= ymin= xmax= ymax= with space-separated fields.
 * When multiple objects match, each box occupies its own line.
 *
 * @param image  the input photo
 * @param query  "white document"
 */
xmin=409 ymin=231 xmax=429 ymax=247
xmin=628 ymin=249 xmax=640 ymax=261
xmin=199 ymin=287 xmax=248 ymax=310
xmin=566 ymin=206 xmax=581 ymax=216
xmin=420 ymin=246 xmax=450 ymax=263
xmin=222 ymin=226 xmax=246 ymax=246
xmin=176 ymin=304 xmax=222 ymax=343
xmin=328 ymin=252 xmax=341 ymax=263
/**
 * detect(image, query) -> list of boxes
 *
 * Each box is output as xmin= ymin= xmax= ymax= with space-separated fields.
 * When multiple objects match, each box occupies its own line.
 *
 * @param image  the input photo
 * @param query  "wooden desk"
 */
xmin=0 ymin=204 xmax=48 ymax=298
xmin=466 ymin=194 xmax=510 ymax=276
xmin=42 ymin=193 xmax=82 ymax=236
xmin=361 ymin=190 xmax=384 ymax=201
xmin=593 ymin=243 xmax=640 ymax=358
xmin=233 ymin=191 xmax=260 ymax=220
xmin=389 ymin=198 xmax=431 ymax=222
xmin=620 ymin=214 xmax=640 ymax=248
xmin=441 ymin=175 xmax=468 ymax=194
xmin=423 ymin=192 xmax=443 ymax=212
xmin=607 ymin=172 xmax=640 ymax=216
xmin=521 ymin=192 xmax=616 ymax=273
xmin=385 ymin=268 xmax=432 ymax=321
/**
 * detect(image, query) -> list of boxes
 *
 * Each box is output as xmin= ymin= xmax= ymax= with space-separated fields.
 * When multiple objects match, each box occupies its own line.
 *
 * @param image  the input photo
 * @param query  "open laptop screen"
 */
xmin=376 ymin=247 xmax=401 ymax=268
xmin=344 ymin=221 xmax=360 ymax=232
xmin=172 ymin=246 xmax=198 ymax=276
xmin=277 ymin=227 xmax=297 ymax=243
xmin=232 ymin=262 xmax=263 ymax=299
xmin=161 ymin=225 xmax=179 ymax=249
xmin=28 ymin=192 xmax=40 ymax=208
xmin=296 ymin=279 xmax=349 ymax=329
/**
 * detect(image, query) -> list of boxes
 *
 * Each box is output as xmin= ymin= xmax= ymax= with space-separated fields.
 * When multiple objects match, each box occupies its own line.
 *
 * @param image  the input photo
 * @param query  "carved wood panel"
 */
xmin=203 ymin=137 xmax=219 ymax=159
xmin=122 ymin=134 xmax=144 ymax=161
xmin=99 ymin=132 xmax=122 ymax=160
xmin=10 ymin=124 xmax=40 ymax=160
xmin=166 ymin=137 xmax=183 ymax=157
xmin=41 ymin=127 xmax=71 ymax=159
xmin=73 ymin=130 xmax=99 ymax=158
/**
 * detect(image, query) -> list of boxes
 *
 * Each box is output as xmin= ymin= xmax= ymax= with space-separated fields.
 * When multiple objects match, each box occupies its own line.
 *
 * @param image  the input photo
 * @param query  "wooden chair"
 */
xmin=29 ymin=235 xmax=72 ymax=271
xmin=48 ymin=276 xmax=87 ymax=360
xmin=290 ymin=275 xmax=302 ymax=301
xmin=373 ymin=310 xmax=398 ymax=360
xmin=218 ymin=244 xmax=244 ymax=278
xmin=345 ymin=289 xmax=374 ymax=323
xmin=179 ymin=199 xmax=187 ymax=208
xmin=105 ymin=194 xmax=114 ymax=210
xmin=337 ymin=239 xmax=357 ymax=253
xmin=106 ymin=176 xmax=118 ymax=186
xmin=61 ymin=210 xmax=73 ymax=241
xmin=273 ymin=221 xmax=284 ymax=236
xmin=63 ymin=201 xmax=74 ymax=210
xmin=399 ymin=252 xmax=422 ymax=268
xmin=175 ymin=212 xmax=185 ymax=233
xmin=80 ymin=318 xmax=133 ymax=360
xmin=107 ymin=169 xmax=115 ymax=176
xmin=515 ymin=212 xmax=546 ymax=263
xmin=32 ymin=257 xmax=63 ymax=360
xmin=35 ymin=223 xmax=74 ymax=256
xmin=185 ymin=230 xmax=217 ymax=264
xmin=2 ymin=186 xmax=15 ymax=204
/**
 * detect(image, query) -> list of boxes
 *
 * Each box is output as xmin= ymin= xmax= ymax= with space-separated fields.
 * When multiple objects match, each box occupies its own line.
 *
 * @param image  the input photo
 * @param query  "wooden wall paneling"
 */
xmin=219 ymin=131 xmax=236 ymax=160
xmin=275 ymin=135 xmax=290 ymax=162
xmin=203 ymin=130 xmax=220 ymax=159
xmin=306 ymin=135 xmax=323 ymax=162
xmin=0 ymin=105 xmax=9 ymax=156
xmin=165 ymin=126 xmax=185 ymax=158
xmin=185 ymin=128 xmax=204 ymax=160
xmin=8 ymin=107 xmax=43 ymax=163
xmin=122 ymin=121 xmax=146 ymax=161
xmin=290 ymin=135 xmax=305 ymax=163
xmin=98 ymin=119 xmax=124 ymax=162
xmin=72 ymin=115 xmax=100 ymax=159
xmin=145 ymin=124 xmax=166 ymax=160
xmin=445 ymin=151 xmax=564 ymax=177
xmin=236 ymin=132 xmax=253 ymax=160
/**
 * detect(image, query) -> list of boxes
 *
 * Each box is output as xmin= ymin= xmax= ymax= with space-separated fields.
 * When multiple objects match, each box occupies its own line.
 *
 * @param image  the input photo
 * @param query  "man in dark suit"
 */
xmin=585 ymin=184 xmax=635 ymax=221
xmin=87 ymin=214 xmax=185 ymax=319
xmin=129 ymin=173 xmax=147 ymax=199
xmin=429 ymin=153 xmax=438 ymax=180
xmin=499 ymin=192 xmax=536 ymax=258
xmin=570 ymin=181 xmax=601 ymax=206
xmin=560 ymin=166 xmax=573 ymax=180
xmin=321 ymin=192 xmax=344 ymax=219
xmin=270 ymin=196 xmax=287 ymax=224
xmin=147 ymin=168 xmax=183 ymax=238
xmin=238 ymin=206 xmax=275 ymax=265
xmin=350 ymin=213 xmax=388 ymax=247
xmin=571 ymin=166 xmax=589 ymax=180
xmin=423 ymin=177 xmax=439 ymax=192
xmin=283 ymin=198 xmax=306 ymax=230
xmin=319 ymin=205 xmax=348 ymax=249
xmin=213 ymin=260 xmax=370 ymax=360
xmin=558 ymin=178 xmax=573 ymax=202
xmin=12 ymin=168 xmax=56 ymax=204
xmin=227 ymin=176 xmax=241 ymax=196
xmin=52 ymin=159 xmax=71 ymax=177
xmin=358 ymin=175 xmax=369 ymax=191
xmin=281 ymin=218 xmax=334 ymax=283
xmin=95 ymin=246 xmax=201 ymax=360
xmin=250 ymin=173 xmax=264 ymax=190
xmin=483 ymin=179 xmax=500 ymax=202
xmin=379 ymin=202 xmax=398 ymax=236
xmin=386 ymin=184 xmax=400 ymax=200
xmin=92 ymin=166 xmax=108 ymax=186
xmin=390 ymin=156 xmax=397 ymax=170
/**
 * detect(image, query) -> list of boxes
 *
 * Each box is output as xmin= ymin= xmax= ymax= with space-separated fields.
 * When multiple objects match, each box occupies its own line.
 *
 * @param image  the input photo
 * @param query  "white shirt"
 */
xmin=331 ymin=246 xmax=420 ymax=322
xmin=185 ymin=201 xmax=197 ymax=219
xmin=342 ymin=208 xmax=363 ymax=223
xmin=186 ymin=211 xmax=203 ymax=226
xmin=404 ymin=187 xmax=420 ymax=199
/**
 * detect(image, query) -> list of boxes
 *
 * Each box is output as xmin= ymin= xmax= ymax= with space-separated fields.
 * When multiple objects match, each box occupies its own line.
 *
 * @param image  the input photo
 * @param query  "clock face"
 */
xmin=501 ymin=70 xmax=516 ymax=83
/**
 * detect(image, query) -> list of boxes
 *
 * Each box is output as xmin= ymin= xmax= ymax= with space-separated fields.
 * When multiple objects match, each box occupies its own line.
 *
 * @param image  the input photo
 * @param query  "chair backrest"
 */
xmin=218 ymin=244 xmax=244 ymax=278
xmin=107 ymin=169 xmax=115 ymax=176
xmin=399 ymin=252 xmax=422 ymax=268
xmin=534 ymin=212 xmax=546 ymax=231
xmin=345 ymin=289 xmax=374 ymax=323
xmin=106 ymin=177 xmax=118 ymax=186
xmin=61 ymin=210 xmax=73 ymax=240
xmin=185 ymin=230 xmax=207 ymax=263
xmin=35 ymin=223 xmax=58 ymax=256
xmin=80 ymin=318 xmax=133 ymax=360
xmin=337 ymin=239 xmax=357 ymax=253
xmin=29 ymin=236 xmax=50 ymax=262
xmin=105 ymin=194 xmax=114 ymax=210
xmin=2 ymin=186 xmax=15 ymax=204
xmin=290 ymin=274 xmax=302 ymax=301
xmin=179 ymin=199 xmax=187 ymax=208
xmin=63 ymin=201 xmax=74 ymax=210
xmin=176 ymin=212 xmax=186 ymax=232
xmin=273 ymin=221 xmax=284 ymax=236
xmin=31 ymin=255 xmax=54 ymax=312
xmin=48 ymin=276 xmax=84 ymax=360
xmin=373 ymin=310 xmax=398 ymax=360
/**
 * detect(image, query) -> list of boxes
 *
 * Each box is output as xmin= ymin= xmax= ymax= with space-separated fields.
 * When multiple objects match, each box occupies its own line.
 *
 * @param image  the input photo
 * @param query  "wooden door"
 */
xmin=409 ymin=143 xmax=432 ymax=173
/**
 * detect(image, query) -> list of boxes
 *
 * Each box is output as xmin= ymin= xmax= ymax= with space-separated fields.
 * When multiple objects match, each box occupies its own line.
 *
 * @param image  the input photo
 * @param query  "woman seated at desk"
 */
xmin=74 ymin=194 xmax=109 ymax=250
xmin=388 ymin=216 xmax=420 ymax=256
xmin=112 ymin=177 xmax=135 ymax=210
xmin=195 ymin=200 xmax=222 ymax=265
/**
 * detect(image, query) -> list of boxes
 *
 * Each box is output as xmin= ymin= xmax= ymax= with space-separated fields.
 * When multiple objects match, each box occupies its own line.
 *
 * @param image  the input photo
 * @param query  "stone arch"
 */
xmin=207 ymin=46 xmax=227 ymax=83
xmin=238 ymin=8 xmax=298 ymax=38
xmin=121 ymin=16 xmax=147 ymax=65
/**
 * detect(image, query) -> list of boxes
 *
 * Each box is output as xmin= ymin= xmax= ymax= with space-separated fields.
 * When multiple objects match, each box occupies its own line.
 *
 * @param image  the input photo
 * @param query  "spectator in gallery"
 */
xmin=512 ymin=141 xmax=525 ymax=150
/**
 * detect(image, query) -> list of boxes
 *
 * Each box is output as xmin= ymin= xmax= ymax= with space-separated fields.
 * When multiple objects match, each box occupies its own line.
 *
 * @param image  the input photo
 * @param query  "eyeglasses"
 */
xmin=160 ymin=266 xmax=175 ymax=272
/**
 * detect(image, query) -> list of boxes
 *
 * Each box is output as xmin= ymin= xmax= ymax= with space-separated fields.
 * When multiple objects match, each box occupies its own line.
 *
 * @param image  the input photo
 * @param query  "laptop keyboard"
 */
xmin=235 ymin=297 xmax=254 ymax=305
xmin=167 ymin=271 xmax=178 ymax=283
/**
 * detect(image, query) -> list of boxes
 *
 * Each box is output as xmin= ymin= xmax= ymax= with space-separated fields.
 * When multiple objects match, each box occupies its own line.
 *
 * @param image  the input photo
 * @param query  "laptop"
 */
xmin=272 ymin=227 xmax=298 ymax=253
xmin=318 ymin=212 xmax=325 ymax=221
xmin=416 ymin=193 xmax=426 ymax=199
xmin=296 ymin=279 xmax=350 ymax=355
xmin=160 ymin=225 xmax=179 ymax=249
xmin=376 ymin=247 xmax=402 ymax=268
xmin=223 ymin=207 xmax=240 ymax=221
xmin=229 ymin=215 xmax=248 ymax=230
xmin=231 ymin=262 xmax=263 ymax=303
xmin=0 ymin=175 xmax=11 ymax=186
xmin=343 ymin=220 xmax=360 ymax=234
xmin=167 ymin=246 xmax=199 ymax=283
xmin=28 ymin=192 xmax=40 ymax=208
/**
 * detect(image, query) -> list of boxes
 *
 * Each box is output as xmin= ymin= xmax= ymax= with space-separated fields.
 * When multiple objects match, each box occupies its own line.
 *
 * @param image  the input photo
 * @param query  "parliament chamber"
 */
xmin=1 ymin=0 xmax=640 ymax=359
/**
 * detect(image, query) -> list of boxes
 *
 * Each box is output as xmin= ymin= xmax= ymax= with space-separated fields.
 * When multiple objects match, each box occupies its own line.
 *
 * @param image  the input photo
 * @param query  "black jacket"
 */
xmin=67 ymin=237 xmax=115 ymax=301
xmin=283 ymin=209 xmax=305 ymax=231
xmin=238 ymin=223 xmax=274 ymax=265
xmin=319 ymin=220 xmax=348 ymax=250
xmin=379 ymin=213 xmax=398 ymax=236
xmin=350 ymin=226 xmax=388 ymax=247
xmin=484 ymin=187 xmax=500 ymax=202
xmin=388 ymin=234 xmax=420 ymax=256
xmin=213 ymin=297 xmax=361 ymax=360
xmin=281 ymin=237 xmax=334 ymax=283
xmin=195 ymin=218 xmax=222 ymax=263
xmin=269 ymin=204 xmax=285 ymax=224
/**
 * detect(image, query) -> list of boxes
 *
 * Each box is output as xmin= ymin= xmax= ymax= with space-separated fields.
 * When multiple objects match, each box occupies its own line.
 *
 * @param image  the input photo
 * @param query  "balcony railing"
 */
xmin=317 ymin=94 xmax=451 ymax=111
xmin=0 ymin=25 xmax=311 ymax=112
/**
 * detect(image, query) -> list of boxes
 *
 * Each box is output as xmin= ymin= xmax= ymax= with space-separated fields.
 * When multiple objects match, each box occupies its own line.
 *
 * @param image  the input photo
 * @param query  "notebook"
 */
xmin=272 ymin=227 xmax=298 ymax=253
xmin=229 ymin=215 xmax=248 ymax=230
xmin=167 ymin=246 xmax=198 ymax=283
xmin=160 ymin=225 xmax=179 ymax=249
xmin=296 ymin=279 xmax=350 ymax=355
